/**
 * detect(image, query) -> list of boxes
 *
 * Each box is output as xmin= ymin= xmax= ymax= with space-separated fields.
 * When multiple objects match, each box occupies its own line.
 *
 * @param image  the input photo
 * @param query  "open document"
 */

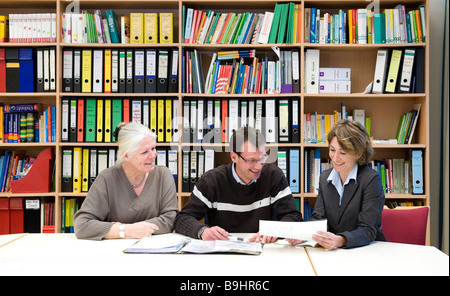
xmin=124 ymin=235 xmax=262 ymax=255
xmin=259 ymin=220 xmax=327 ymax=247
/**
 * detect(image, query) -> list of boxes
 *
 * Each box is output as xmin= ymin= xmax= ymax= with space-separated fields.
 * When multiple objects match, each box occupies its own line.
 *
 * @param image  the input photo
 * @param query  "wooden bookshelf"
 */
xmin=0 ymin=0 xmax=430 ymax=243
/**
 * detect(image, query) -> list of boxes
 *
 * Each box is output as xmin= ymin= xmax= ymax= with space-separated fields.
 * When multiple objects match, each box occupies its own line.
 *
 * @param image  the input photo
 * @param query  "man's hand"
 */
xmin=249 ymin=232 xmax=277 ymax=244
xmin=201 ymin=226 xmax=229 ymax=240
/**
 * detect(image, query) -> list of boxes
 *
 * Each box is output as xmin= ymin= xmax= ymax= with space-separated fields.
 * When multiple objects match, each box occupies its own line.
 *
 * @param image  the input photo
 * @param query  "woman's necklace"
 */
xmin=131 ymin=173 xmax=146 ymax=188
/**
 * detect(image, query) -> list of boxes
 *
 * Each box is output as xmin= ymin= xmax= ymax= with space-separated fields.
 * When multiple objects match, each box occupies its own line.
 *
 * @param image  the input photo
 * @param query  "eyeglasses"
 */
xmin=236 ymin=153 xmax=269 ymax=165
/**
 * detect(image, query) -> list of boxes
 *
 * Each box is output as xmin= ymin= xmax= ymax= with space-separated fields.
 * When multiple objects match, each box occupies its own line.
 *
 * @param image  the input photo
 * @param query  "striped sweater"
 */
xmin=174 ymin=163 xmax=303 ymax=238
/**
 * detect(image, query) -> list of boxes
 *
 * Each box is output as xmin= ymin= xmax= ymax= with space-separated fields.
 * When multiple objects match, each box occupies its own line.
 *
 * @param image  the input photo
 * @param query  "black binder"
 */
xmin=61 ymin=149 xmax=73 ymax=192
xmin=5 ymin=48 xmax=20 ymax=92
xmin=157 ymin=49 xmax=169 ymax=93
xmin=145 ymin=48 xmax=157 ymax=93
xmin=69 ymin=98 xmax=77 ymax=142
xmin=126 ymin=49 xmax=134 ymax=93
xmin=73 ymin=49 xmax=82 ymax=92
xmin=182 ymin=100 xmax=191 ymax=143
xmin=119 ymin=49 xmax=126 ymax=93
xmin=35 ymin=48 xmax=44 ymax=92
xmin=134 ymin=49 xmax=145 ymax=93
xmin=62 ymin=48 xmax=73 ymax=92
xmin=24 ymin=199 xmax=41 ymax=233
xmin=168 ymin=48 xmax=178 ymax=93
xmin=182 ymin=151 xmax=190 ymax=192
xmin=291 ymin=98 xmax=300 ymax=143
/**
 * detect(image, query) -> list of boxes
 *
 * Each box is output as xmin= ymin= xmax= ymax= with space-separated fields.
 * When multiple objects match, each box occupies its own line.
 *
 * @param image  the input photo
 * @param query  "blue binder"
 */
xmin=19 ymin=48 xmax=34 ymax=92
xmin=411 ymin=149 xmax=424 ymax=194
xmin=289 ymin=148 xmax=300 ymax=193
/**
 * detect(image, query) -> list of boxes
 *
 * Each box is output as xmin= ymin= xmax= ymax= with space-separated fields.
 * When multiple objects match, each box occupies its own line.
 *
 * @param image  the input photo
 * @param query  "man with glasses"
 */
xmin=174 ymin=127 xmax=303 ymax=244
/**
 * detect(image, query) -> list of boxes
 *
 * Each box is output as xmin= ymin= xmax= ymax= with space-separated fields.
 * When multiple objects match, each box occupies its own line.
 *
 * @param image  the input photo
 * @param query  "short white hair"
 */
xmin=115 ymin=122 xmax=157 ymax=165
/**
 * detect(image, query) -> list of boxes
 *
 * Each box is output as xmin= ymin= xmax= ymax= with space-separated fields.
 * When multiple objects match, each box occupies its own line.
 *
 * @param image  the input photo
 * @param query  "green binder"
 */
xmin=111 ymin=99 xmax=122 ymax=142
xmin=85 ymin=99 xmax=96 ymax=142
xmin=268 ymin=3 xmax=282 ymax=43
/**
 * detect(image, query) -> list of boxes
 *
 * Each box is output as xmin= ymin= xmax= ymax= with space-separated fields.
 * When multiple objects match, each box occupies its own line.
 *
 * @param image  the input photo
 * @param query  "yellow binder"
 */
xmin=144 ymin=13 xmax=158 ymax=43
xmin=130 ymin=13 xmax=144 ymax=44
xmin=104 ymin=49 xmax=112 ymax=93
xmin=150 ymin=99 xmax=157 ymax=135
xmin=385 ymin=49 xmax=402 ymax=93
xmin=165 ymin=99 xmax=172 ymax=143
xmin=157 ymin=99 xmax=165 ymax=142
xmin=72 ymin=147 xmax=82 ymax=193
xmin=96 ymin=99 xmax=104 ymax=142
xmin=104 ymin=99 xmax=111 ymax=142
xmin=81 ymin=148 xmax=89 ymax=192
xmin=81 ymin=49 xmax=92 ymax=92
xmin=160 ymin=13 xmax=173 ymax=43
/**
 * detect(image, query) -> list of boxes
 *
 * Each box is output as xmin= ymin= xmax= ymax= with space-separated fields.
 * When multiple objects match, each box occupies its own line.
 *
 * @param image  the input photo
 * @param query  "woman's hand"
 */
xmin=125 ymin=222 xmax=159 ymax=239
xmin=312 ymin=231 xmax=347 ymax=250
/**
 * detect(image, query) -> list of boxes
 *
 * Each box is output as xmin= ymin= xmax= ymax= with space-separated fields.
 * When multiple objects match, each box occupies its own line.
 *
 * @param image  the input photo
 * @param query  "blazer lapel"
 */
xmin=325 ymin=181 xmax=341 ymax=226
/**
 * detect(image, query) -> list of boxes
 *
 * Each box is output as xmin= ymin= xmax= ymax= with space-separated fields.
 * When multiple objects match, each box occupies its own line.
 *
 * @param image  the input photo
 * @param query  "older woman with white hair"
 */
xmin=74 ymin=122 xmax=178 ymax=240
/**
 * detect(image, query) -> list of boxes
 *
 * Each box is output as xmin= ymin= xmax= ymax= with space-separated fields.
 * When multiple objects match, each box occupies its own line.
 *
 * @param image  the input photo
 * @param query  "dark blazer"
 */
xmin=311 ymin=164 xmax=386 ymax=248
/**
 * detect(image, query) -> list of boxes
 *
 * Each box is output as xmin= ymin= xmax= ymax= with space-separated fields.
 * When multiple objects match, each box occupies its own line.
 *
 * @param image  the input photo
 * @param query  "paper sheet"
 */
xmin=259 ymin=220 xmax=327 ymax=241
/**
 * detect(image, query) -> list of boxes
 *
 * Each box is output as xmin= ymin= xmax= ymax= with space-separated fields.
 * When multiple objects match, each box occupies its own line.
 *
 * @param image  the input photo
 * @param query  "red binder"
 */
xmin=77 ymin=99 xmax=85 ymax=142
xmin=10 ymin=148 xmax=54 ymax=193
xmin=0 ymin=198 xmax=10 ymax=234
xmin=0 ymin=48 xmax=6 ymax=92
xmin=9 ymin=198 xmax=24 ymax=234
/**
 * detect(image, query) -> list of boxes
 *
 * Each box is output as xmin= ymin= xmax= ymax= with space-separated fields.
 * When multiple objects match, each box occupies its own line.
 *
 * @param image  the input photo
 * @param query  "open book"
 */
xmin=123 ymin=235 xmax=262 ymax=255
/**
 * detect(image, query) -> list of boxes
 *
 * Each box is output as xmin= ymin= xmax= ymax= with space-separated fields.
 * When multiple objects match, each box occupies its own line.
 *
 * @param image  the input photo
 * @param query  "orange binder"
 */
xmin=123 ymin=99 xmax=130 ymax=123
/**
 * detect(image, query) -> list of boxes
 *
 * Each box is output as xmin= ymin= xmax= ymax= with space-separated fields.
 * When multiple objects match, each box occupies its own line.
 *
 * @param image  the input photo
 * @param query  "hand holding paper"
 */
xmin=259 ymin=220 xmax=327 ymax=246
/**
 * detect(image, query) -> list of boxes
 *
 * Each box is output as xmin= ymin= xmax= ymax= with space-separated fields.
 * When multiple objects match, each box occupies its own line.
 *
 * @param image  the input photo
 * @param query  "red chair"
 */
xmin=381 ymin=206 xmax=429 ymax=245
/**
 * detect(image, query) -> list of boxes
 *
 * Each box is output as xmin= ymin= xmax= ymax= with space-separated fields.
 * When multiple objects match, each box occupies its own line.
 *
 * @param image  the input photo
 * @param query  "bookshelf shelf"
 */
xmin=0 ymin=0 xmax=430 ymax=243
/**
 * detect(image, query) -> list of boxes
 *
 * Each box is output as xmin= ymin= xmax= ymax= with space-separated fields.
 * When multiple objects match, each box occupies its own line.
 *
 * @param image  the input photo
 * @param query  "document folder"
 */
xmin=81 ymin=49 xmax=92 ymax=93
xmin=61 ymin=149 xmax=73 ymax=192
xmin=92 ymin=49 xmax=103 ymax=93
xmin=385 ymin=49 xmax=402 ymax=93
xmin=168 ymin=48 xmax=179 ymax=93
xmin=411 ymin=149 xmax=423 ymax=194
xmin=144 ymin=13 xmax=158 ymax=43
xmin=398 ymin=49 xmax=415 ymax=93
xmin=63 ymin=48 xmax=73 ymax=92
xmin=73 ymin=49 xmax=82 ymax=92
xmin=159 ymin=13 xmax=173 ymax=43
xmin=157 ymin=49 xmax=169 ymax=92
xmin=126 ymin=49 xmax=134 ymax=93
xmin=372 ymin=49 xmax=389 ymax=94
xmin=5 ymin=48 xmax=20 ymax=92
xmin=19 ymin=48 xmax=34 ymax=92
xmin=134 ymin=49 xmax=145 ymax=93
xmin=145 ymin=48 xmax=157 ymax=92
xmin=104 ymin=49 xmax=112 ymax=93
xmin=72 ymin=147 xmax=82 ymax=193
xmin=289 ymin=148 xmax=300 ymax=193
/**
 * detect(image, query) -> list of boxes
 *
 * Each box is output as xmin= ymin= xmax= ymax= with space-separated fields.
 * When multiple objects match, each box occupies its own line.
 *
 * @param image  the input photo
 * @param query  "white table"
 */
xmin=0 ymin=233 xmax=448 ymax=276
xmin=0 ymin=233 xmax=315 ymax=276
xmin=306 ymin=241 xmax=449 ymax=276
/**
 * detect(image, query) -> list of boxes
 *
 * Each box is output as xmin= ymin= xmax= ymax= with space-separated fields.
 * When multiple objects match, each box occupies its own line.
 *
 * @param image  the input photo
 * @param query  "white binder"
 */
xmin=92 ymin=49 xmax=103 ymax=93
xmin=372 ymin=49 xmax=389 ymax=93
xmin=305 ymin=49 xmax=320 ymax=94
xmin=399 ymin=49 xmax=415 ymax=93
